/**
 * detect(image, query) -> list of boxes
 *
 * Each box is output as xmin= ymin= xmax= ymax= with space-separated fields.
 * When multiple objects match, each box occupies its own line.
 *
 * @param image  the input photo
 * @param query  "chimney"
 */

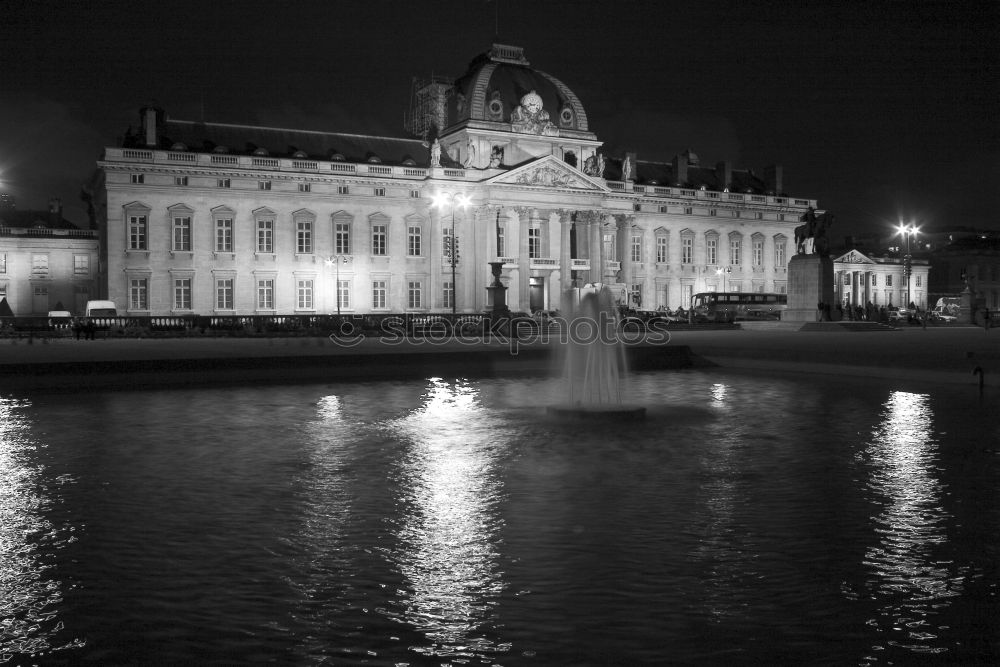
xmin=715 ymin=161 xmax=732 ymax=191
xmin=672 ymin=153 xmax=688 ymax=186
xmin=764 ymin=164 xmax=783 ymax=195
xmin=141 ymin=106 xmax=163 ymax=148
xmin=48 ymin=199 xmax=62 ymax=227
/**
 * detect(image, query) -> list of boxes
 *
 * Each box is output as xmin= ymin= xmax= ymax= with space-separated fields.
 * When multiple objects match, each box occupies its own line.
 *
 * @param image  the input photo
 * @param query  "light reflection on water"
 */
xmin=861 ymin=390 xmax=963 ymax=663
xmin=384 ymin=378 xmax=511 ymax=659
xmin=0 ymin=372 xmax=996 ymax=665
xmin=0 ymin=398 xmax=83 ymax=660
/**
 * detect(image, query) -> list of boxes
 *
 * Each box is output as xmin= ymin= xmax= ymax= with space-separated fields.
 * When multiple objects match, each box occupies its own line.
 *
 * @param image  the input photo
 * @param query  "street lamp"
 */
xmin=431 ymin=191 xmax=470 ymax=315
xmin=325 ymin=255 xmax=352 ymax=315
xmin=716 ymin=266 xmax=731 ymax=292
xmin=897 ymin=223 xmax=919 ymax=309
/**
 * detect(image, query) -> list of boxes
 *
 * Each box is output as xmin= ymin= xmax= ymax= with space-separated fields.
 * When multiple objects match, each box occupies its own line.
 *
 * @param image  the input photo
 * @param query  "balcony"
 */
xmin=529 ymin=257 xmax=559 ymax=270
xmin=571 ymin=258 xmax=590 ymax=271
xmin=604 ymin=260 xmax=621 ymax=271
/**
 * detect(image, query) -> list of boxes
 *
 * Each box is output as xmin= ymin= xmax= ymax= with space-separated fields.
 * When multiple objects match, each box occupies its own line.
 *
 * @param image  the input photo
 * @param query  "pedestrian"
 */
xmin=984 ymin=307 xmax=991 ymax=334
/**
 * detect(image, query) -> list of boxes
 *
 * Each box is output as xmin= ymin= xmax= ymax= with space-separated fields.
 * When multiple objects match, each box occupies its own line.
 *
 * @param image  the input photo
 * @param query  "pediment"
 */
xmin=486 ymin=155 xmax=607 ymax=191
xmin=834 ymin=249 xmax=876 ymax=264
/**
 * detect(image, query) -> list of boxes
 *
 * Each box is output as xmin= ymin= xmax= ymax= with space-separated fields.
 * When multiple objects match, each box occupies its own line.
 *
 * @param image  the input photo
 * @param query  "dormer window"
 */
xmin=367 ymin=153 xmax=382 ymax=163
xmin=330 ymin=152 xmax=346 ymax=161
xmin=170 ymin=142 xmax=187 ymax=151
xmin=213 ymin=145 xmax=229 ymax=154
xmin=253 ymin=147 xmax=269 ymax=157
xmin=292 ymin=150 xmax=308 ymax=159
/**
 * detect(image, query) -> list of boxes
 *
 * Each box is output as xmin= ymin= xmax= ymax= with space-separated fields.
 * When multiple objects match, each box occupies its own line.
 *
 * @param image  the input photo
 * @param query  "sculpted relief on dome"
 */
xmin=511 ymin=90 xmax=558 ymax=136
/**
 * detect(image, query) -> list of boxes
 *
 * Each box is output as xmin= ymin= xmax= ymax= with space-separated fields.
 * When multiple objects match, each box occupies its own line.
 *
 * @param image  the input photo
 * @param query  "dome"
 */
xmin=451 ymin=44 xmax=589 ymax=133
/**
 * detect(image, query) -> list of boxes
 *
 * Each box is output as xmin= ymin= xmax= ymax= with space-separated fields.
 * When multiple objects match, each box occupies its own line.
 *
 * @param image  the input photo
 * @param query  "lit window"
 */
xmin=335 ymin=218 xmax=351 ymax=255
xmin=216 ymin=217 xmax=233 ymax=252
xmin=32 ymin=254 xmax=49 ymax=274
xmin=656 ymin=236 xmax=668 ymax=263
xmin=682 ymin=236 xmax=693 ymax=264
xmin=706 ymin=237 xmax=717 ymax=265
xmin=128 ymin=213 xmax=148 ymax=250
xmin=297 ymin=279 xmax=314 ymax=310
xmin=528 ymin=227 xmax=540 ymax=259
xmin=774 ymin=239 xmax=786 ymax=267
xmin=443 ymin=280 xmax=454 ymax=309
xmin=372 ymin=224 xmax=387 ymax=256
xmin=129 ymin=278 xmax=148 ymax=310
xmin=372 ymin=280 xmax=387 ymax=309
xmin=0 ymin=252 xmax=6 ymax=273
xmin=730 ymin=237 xmax=742 ymax=265
xmin=74 ymin=255 xmax=90 ymax=274
xmin=296 ymin=220 xmax=313 ymax=254
xmin=408 ymin=281 xmax=422 ymax=309
xmin=172 ymin=215 xmax=192 ymax=251
xmin=337 ymin=280 xmax=350 ymax=310
xmin=216 ymin=278 xmax=234 ymax=310
xmin=257 ymin=218 xmax=273 ymax=253
xmin=173 ymin=278 xmax=192 ymax=310
xmin=753 ymin=238 xmax=763 ymax=267
xmin=630 ymin=235 xmax=642 ymax=262
xmin=407 ymin=226 xmax=422 ymax=256
xmin=257 ymin=279 xmax=274 ymax=310
xmin=497 ymin=226 xmax=505 ymax=257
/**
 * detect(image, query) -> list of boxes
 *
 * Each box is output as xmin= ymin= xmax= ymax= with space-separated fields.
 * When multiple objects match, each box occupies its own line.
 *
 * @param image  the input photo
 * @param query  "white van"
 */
xmin=85 ymin=300 xmax=118 ymax=317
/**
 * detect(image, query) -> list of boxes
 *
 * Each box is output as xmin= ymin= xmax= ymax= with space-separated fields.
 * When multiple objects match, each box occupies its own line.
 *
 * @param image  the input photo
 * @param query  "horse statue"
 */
xmin=794 ymin=207 xmax=835 ymax=256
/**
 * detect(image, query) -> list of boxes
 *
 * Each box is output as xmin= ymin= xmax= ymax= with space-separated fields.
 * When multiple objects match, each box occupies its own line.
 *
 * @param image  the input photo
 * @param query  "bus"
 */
xmin=691 ymin=292 xmax=788 ymax=323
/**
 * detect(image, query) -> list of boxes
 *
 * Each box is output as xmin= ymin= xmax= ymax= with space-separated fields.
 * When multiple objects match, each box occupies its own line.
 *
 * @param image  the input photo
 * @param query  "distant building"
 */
xmin=92 ymin=43 xmax=818 ymax=316
xmin=926 ymin=233 xmax=1000 ymax=310
xmin=0 ymin=197 xmax=100 ymax=315
xmin=832 ymin=249 xmax=930 ymax=310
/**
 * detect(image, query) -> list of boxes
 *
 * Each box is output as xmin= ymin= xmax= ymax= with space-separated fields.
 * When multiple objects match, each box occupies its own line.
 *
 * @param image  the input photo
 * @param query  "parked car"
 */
xmin=47 ymin=310 xmax=73 ymax=329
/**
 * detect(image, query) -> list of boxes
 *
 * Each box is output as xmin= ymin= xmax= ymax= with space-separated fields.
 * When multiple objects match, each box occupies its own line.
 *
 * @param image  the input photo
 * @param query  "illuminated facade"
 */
xmin=93 ymin=44 xmax=817 ymax=316
xmin=832 ymin=249 xmax=930 ymax=309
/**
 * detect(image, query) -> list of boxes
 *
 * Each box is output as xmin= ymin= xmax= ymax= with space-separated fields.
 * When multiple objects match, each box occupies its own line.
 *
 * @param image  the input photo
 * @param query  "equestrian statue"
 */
xmin=794 ymin=207 xmax=835 ymax=256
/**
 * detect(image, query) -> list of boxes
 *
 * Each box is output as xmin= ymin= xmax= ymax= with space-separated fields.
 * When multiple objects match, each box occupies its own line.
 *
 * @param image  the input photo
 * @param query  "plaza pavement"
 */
xmin=0 ymin=323 xmax=996 ymax=390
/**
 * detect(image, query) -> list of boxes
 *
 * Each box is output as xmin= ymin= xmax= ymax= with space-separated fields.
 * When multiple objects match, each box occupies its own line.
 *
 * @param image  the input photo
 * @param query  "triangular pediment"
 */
xmin=834 ymin=249 xmax=876 ymax=264
xmin=486 ymin=155 xmax=608 ymax=191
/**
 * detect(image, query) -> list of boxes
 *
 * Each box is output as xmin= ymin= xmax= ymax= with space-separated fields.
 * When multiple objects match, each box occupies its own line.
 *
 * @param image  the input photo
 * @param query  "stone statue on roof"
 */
xmin=621 ymin=155 xmax=633 ymax=182
xmin=511 ymin=90 xmax=557 ymax=136
xmin=430 ymin=139 xmax=441 ymax=167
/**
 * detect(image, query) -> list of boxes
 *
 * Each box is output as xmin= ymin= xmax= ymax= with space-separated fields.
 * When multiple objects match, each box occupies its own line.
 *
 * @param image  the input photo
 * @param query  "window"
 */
xmin=0 ymin=252 xmax=6 ymax=273
xmin=843 ymin=273 xmax=851 ymax=286
xmin=778 ymin=214 xmax=785 ymax=222
xmin=774 ymin=238 xmax=786 ymax=267
xmin=706 ymin=237 xmax=718 ymax=265
xmin=296 ymin=220 xmax=313 ymax=254
xmin=630 ymin=283 xmax=642 ymax=308
xmin=257 ymin=279 xmax=274 ymax=310
xmin=131 ymin=173 xmax=144 ymax=184
xmin=172 ymin=214 xmax=192 ymax=251
xmin=410 ymin=190 xmax=420 ymax=198
xmin=338 ymin=185 xmax=349 ymax=195
xmin=129 ymin=278 xmax=148 ymax=310
xmin=372 ymin=224 xmax=387 ymax=256
xmin=529 ymin=228 xmax=541 ymax=259
xmin=497 ymin=226 xmax=505 ymax=257
xmin=684 ymin=207 xmax=692 ymax=215
xmin=753 ymin=238 xmax=764 ymax=267
xmin=633 ymin=204 xmax=641 ymax=212
xmin=407 ymin=281 xmax=422 ymax=309
xmin=916 ymin=275 xmax=922 ymax=287
xmin=407 ymin=226 xmax=422 ymax=256
xmin=730 ymin=237 xmax=742 ymax=266
xmin=887 ymin=274 xmax=893 ymax=287
xmin=216 ymin=278 xmax=234 ymax=310
xmin=374 ymin=187 xmax=386 ymax=197
xmin=630 ymin=235 xmax=642 ymax=263
xmin=297 ymin=279 xmax=314 ymax=310
xmin=298 ymin=182 xmax=311 ymax=192
xmin=656 ymin=236 xmax=668 ymax=263
xmin=709 ymin=209 xmax=717 ymax=217
xmin=443 ymin=280 xmax=454 ymax=309
xmin=258 ymin=180 xmax=271 ymax=191
xmin=173 ymin=278 xmax=192 ymax=310
xmin=682 ymin=236 xmax=693 ymax=264
xmin=372 ymin=280 xmax=387 ymax=309
xmin=174 ymin=176 xmax=188 ymax=186
xmin=217 ymin=178 xmax=231 ymax=188
xmin=658 ymin=205 xmax=668 ymax=214
xmin=337 ymin=280 xmax=350 ymax=310
xmin=31 ymin=254 xmax=48 ymax=274
xmin=257 ymin=218 xmax=273 ymax=253
xmin=871 ymin=274 xmax=877 ymax=287
xmin=128 ymin=213 xmax=148 ymax=250
xmin=335 ymin=220 xmax=351 ymax=255
xmin=215 ymin=217 xmax=233 ymax=252
xmin=756 ymin=212 xmax=763 ymax=220
xmin=74 ymin=255 xmax=90 ymax=274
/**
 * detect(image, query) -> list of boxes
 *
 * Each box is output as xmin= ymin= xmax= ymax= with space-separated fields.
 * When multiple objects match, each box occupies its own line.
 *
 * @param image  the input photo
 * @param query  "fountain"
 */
xmin=546 ymin=284 xmax=646 ymax=419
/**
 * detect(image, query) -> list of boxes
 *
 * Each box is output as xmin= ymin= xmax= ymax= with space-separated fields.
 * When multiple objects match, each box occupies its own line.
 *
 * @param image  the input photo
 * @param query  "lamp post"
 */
xmin=897 ymin=223 xmax=919 ymax=309
xmin=325 ymin=255 xmax=351 ymax=316
xmin=431 ymin=192 xmax=470 ymax=315
xmin=716 ymin=266 xmax=731 ymax=292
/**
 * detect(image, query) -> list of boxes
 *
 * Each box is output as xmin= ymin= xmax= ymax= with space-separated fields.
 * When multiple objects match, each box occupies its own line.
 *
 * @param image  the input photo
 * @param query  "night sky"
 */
xmin=2 ymin=0 xmax=996 ymax=241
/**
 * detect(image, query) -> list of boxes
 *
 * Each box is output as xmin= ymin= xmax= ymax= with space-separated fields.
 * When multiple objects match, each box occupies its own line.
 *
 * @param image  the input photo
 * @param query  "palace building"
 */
xmin=92 ymin=44 xmax=817 ymax=317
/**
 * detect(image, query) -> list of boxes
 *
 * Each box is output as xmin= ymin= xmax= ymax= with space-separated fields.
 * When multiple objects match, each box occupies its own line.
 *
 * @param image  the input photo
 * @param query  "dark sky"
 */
xmin=2 ymin=0 xmax=997 ymax=240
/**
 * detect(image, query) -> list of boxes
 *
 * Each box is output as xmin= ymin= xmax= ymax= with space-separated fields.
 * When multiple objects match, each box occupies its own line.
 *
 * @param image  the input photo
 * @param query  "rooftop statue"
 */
xmin=511 ymin=90 xmax=558 ymax=136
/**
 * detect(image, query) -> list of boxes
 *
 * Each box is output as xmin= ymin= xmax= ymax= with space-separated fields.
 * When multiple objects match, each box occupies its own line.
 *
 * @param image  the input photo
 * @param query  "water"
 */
xmin=1 ymin=371 xmax=998 ymax=665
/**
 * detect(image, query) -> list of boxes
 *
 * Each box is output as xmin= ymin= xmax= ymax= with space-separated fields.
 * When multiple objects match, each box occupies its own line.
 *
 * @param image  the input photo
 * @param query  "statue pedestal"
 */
xmin=784 ymin=255 xmax=834 ymax=322
xmin=485 ymin=261 xmax=509 ymax=316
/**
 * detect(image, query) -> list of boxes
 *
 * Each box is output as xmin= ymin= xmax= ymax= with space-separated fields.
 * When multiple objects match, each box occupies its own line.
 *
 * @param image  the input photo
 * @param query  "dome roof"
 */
xmin=451 ymin=44 xmax=589 ymax=133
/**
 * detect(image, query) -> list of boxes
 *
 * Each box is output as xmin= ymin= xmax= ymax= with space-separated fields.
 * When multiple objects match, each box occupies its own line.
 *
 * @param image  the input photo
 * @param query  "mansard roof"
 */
xmin=127 ymin=118 xmax=434 ymax=167
xmin=604 ymin=157 xmax=770 ymax=195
